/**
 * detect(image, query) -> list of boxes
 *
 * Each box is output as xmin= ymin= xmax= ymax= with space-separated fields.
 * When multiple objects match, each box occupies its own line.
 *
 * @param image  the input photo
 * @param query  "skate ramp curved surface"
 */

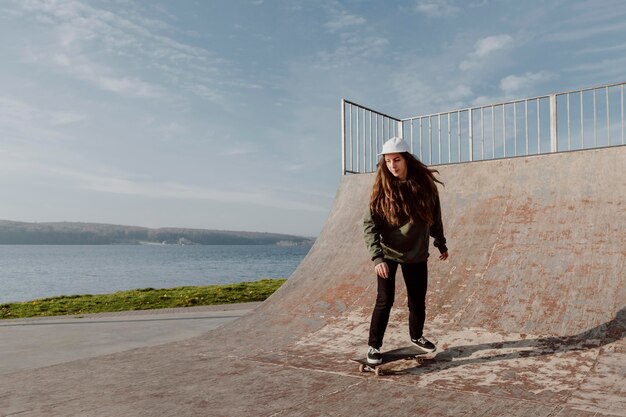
xmin=216 ymin=145 xmax=625 ymax=415
xmin=229 ymin=145 xmax=624 ymax=337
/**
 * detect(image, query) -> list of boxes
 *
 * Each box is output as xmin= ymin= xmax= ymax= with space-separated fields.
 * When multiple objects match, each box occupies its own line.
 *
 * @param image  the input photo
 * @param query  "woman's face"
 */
xmin=384 ymin=153 xmax=407 ymax=180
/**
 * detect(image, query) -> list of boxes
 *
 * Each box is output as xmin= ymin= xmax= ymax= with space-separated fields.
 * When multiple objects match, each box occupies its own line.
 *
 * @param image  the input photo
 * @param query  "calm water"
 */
xmin=0 ymin=245 xmax=311 ymax=304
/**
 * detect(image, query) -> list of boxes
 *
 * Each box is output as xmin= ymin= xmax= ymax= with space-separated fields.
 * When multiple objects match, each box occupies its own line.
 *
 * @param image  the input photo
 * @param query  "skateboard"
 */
xmin=351 ymin=345 xmax=436 ymax=376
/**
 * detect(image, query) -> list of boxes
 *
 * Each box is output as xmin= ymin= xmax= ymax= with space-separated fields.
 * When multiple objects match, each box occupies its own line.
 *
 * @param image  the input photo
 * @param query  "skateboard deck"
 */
xmin=351 ymin=345 xmax=436 ymax=376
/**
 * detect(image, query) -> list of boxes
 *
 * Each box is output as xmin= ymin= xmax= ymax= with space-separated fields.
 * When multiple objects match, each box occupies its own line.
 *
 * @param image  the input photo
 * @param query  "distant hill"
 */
xmin=0 ymin=220 xmax=315 ymax=246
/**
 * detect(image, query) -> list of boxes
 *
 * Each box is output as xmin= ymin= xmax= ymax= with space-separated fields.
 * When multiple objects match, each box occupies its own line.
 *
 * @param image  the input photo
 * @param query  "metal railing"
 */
xmin=342 ymin=81 xmax=625 ymax=174
xmin=341 ymin=99 xmax=403 ymax=174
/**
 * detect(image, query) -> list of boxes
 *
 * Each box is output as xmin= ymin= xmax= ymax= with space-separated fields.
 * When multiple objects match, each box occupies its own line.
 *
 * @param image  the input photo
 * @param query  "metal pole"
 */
xmin=341 ymin=99 xmax=346 ymax=175
xmin=593 ymin=88 xmax=597 ymax=147
xmin=537 ymin=99 xmax=541 ymax=154
xmin=438 ymin=114 xmax=441 ymax=164
xmin=448 ymin=113 xmax=452 ymax=163
xmin=356 ymin=107 xmax=365 ymax=174
xmin=349 ymin=104 xmax=353 ymax=172
xmin=491 ymin=106 xmax=495 ymax=159
xmin=410 ymin=119 xmax=414 ymax=153
xmin=362 ymin=109 xmax=366 ymax=171
xmin=480 ymin=107 xmax=484 ymax=160
xmin=525 ymin=99 xmax=529 ymax=155
xmin=580 ymin=91 xmax=584 ymax=149
xmin=382 ymin=117 xmax=385 ymax=143
xmin=368 ymin=111 xmax=374 ymax=172
xmin=356 ymin=107 xmax=360 ymax=173
xmin=419 ymin=118 xmax=423 ymax=160
xmin=550 ymin=94 xmax=557 ymax=152
xmin=469 ymin=109 xmax=474 ymax=161
xmin=375 ymin=114 xmax=379 ymax=160
xmin=606 ymin=86 xmax=610 ymax=145
xmin=567 ymin=93 xmax=571 ymax=151
xmin=457 ymin=111 xmax=461 ymax=162
xmin=428 ymin=117 xmax=433 ymax=164
xmin=503 ymin=104 xmax=506 ymax=157
xmin=514 ymin=103 xmax=517 ymax=156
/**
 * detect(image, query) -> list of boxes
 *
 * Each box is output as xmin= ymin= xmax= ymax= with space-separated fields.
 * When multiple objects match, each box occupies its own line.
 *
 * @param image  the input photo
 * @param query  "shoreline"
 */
xmin=0 ymin=280 xmax=285 ymax=320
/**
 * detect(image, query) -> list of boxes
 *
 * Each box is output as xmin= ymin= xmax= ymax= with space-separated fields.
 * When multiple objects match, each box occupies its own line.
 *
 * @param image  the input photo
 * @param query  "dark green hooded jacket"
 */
xmin=363 ymin=191 xmax=447 ymax=265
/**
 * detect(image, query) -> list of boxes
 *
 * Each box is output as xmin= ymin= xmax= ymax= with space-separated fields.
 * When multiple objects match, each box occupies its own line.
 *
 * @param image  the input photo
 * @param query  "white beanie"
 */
xmin=378 ymin=137 xmax=411 ymax=155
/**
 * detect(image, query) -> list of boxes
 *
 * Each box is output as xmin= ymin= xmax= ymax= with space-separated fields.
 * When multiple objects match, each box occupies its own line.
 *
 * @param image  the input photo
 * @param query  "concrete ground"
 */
xmin=0 ymin=302 xmax=259 ymax=375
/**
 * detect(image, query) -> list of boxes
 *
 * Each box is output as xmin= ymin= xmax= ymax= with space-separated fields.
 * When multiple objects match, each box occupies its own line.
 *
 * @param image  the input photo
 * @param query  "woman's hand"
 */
xmin=439 ymin=251 xmax=448 ymax=261
xmin=375 ymin=262 xmax=389 ymax=279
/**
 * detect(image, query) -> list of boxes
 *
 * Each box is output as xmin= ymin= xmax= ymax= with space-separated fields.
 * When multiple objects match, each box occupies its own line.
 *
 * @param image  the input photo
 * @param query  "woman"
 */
xmin=363 ymin=137 xmax=448 ymax=365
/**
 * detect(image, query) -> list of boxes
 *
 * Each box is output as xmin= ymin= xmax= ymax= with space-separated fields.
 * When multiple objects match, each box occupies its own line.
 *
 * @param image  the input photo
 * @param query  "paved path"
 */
xmin=0 ymin=303 xmax=260 ymax=375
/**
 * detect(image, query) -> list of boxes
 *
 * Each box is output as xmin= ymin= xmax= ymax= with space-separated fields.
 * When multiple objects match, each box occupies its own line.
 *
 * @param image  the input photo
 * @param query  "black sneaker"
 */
xmin=367 ymin=346 xmax=382 ymax=365
xmin=411 ymin=337 xmax=436 ymax=353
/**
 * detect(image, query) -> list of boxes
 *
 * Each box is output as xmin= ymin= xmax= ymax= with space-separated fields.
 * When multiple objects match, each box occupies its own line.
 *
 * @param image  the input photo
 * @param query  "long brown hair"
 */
xmin=369 ymin=152 xmax=443 ymax=226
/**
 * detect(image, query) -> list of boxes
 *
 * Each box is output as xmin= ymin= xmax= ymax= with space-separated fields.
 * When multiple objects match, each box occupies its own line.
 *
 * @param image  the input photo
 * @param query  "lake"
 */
xmin=0 ymin=244 xmax=311 ymax=304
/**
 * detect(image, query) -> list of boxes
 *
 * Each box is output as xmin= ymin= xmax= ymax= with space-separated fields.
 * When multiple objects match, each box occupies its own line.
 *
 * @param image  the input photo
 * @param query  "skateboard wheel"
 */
xmin=358 ymin=364 xmax=365 ymax=373
xmin=416 ymin=358 xmax=423 ymax=364
xmin=375 ymin=368 xmax=382 ymax=376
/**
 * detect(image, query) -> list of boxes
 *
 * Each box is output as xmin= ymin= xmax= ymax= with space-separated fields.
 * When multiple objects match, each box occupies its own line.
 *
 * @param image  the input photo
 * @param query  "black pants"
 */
xmin=368 ymin=260 xmax=428 ymax=349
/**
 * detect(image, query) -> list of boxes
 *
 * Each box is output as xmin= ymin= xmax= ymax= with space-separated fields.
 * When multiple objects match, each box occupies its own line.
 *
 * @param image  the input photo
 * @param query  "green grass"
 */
xmin=0 ymin=278 xmax=286 ymax=320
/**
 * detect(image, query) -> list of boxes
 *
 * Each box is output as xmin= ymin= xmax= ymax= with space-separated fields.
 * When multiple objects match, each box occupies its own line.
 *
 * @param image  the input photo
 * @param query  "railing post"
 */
xmin=356 ymin=108 xmax=360 ymax=173
xmin=468 ymin=108 xmax=474 ymax=161
xmin=341 ymin=99 xmax=346 ymax=175
xmin=398 ymin=120 xmax=404 ymax=139
xmin=606 ymin=86 xmax=610 ymax=145
xmin=550 ymin=94 xmax=558 ymax=152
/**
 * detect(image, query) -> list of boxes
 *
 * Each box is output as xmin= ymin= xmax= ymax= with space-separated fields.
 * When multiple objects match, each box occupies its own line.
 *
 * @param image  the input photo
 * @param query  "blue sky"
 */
xmin=1 ymin=0 xmax=624 ymax=237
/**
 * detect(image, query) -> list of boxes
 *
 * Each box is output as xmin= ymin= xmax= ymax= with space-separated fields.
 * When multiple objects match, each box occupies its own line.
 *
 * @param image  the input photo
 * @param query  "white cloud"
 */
xmin=449 ymin=84 xmax=473 ymax=101
xmin=78 ymin=176 xmax=326 ymax=212
xmin=0 ymin=97 xmax=37 ymax=126
xmin=11 ymin=0 xmax=239 ymax=102
xmin=414 ymin=1 xmax=460 ymax=17
xmin=390 ymin=70 xmax=473 ymax=116
xmin=460 ymin=34 xmax=514 ymax=70
xmin=473 ymin=35 xmax=513 ymax=58
xmin=49 ymin=111 xmax=87 ymax=126
xmin=499 ymin=71 xmax=555 ymax=96
xmin=549 ymin=19 xmax=626 ymax=42
xmin=217 ymin=147 xmax=259 ymax=157
xmin=52 ymin=53 xmax=164 ymax=98
xmin=316 ymin=35 xmax=388 ymax=69
xmin=575 ymin=42 xmax=626 ymax=54
xmin=0 ymin=146 xmax=327 ymax=213
xmin=563 ymin=55 xmax=626 ymax=81
xmin=471 ymin=95 xmax=497 ymax=106
xmin=285 ymin=164 xmax=305 ymax=172
xmin=0 ymin=96 xmax=84 ymax=141
xmin=99 ymin=76 xmax=161 ymax=97
xmin=325 ymin=10 xmax=366 ymax=31
xmin=548 ymin=0 xmax=626 ymax=41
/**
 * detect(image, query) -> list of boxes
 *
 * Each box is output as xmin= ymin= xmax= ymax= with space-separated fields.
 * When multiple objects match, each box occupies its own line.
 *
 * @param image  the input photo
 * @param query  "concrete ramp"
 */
xmin=229 ymin=146 xmax=625 ymax=332
xmin=1 ymin=146 xmax=624 ymax=416
xmin=214 ymin=145 xmax=625 ymax=415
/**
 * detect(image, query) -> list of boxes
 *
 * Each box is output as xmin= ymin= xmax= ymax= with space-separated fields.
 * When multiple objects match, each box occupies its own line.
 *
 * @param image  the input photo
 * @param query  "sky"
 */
xmin=0 ymin=0 xmax=625 ymax=237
